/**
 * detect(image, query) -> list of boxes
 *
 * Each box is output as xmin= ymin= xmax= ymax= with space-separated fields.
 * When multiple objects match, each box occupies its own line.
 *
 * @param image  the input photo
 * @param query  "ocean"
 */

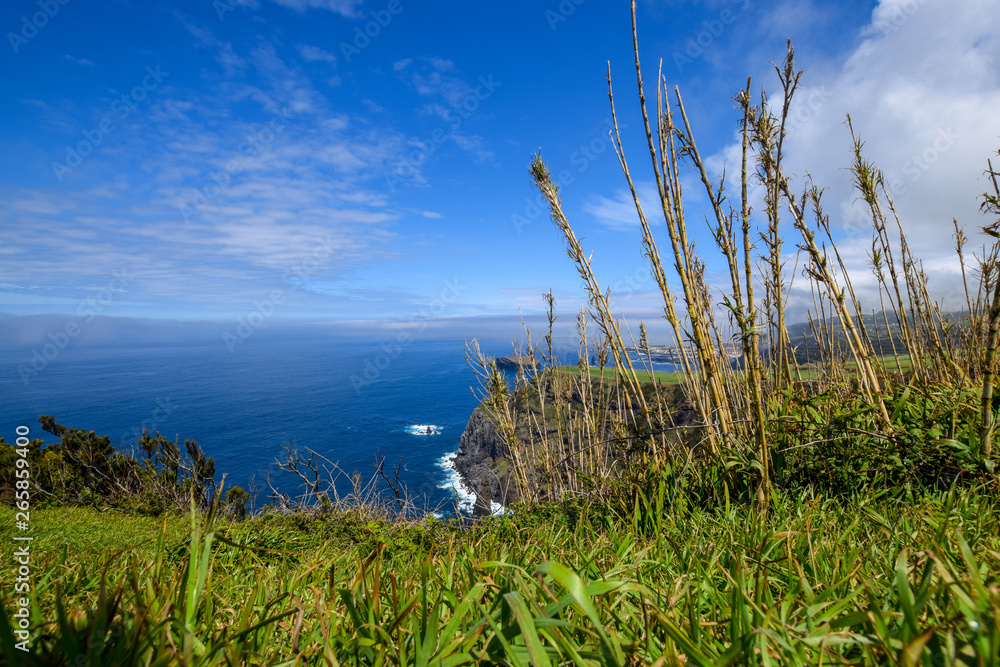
xmin=0 ymin=329 xmax=516 ymax=514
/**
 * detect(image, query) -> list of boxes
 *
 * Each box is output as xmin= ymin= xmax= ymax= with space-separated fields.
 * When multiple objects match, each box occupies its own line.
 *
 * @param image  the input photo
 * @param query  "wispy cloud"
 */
xmin=63 ymin=55 xmax=95 ymax=66
xmin=392 ymin=58 xmax=499 ymax=164
xmin=0 ymin=17 xmax=418 ymax=318
xmin=267 ymin=0 xmax=362 ymax=16
xmin=583 ymin=183 xmax=663 ymax=231
xmin=405 ymin=58 xmax=475 ymax=108
xmin=297 ymin=44 xmax=338 ymax=64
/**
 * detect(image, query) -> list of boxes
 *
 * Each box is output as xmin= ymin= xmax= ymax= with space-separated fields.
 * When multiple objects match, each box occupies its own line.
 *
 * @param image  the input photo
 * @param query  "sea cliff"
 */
xmin=453 ymin=369 xmax=695 ymax=515
xmin=453 ymin=405 xmax=519 ymax=516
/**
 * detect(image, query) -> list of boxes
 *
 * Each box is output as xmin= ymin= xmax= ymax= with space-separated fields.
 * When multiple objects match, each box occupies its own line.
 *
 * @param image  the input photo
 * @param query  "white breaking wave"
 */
xmin=406 ymin=424 xmax=440 ymax=436
xmin=435 ymin=451 xmax=509 ymax=517
xmin=436 ymin=451 xmax=476 ymax=514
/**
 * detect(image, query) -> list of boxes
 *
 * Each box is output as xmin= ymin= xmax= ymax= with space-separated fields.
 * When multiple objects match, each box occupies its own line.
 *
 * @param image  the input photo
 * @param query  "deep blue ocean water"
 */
xmin=0 ymin=330 xmax=515 ymax=513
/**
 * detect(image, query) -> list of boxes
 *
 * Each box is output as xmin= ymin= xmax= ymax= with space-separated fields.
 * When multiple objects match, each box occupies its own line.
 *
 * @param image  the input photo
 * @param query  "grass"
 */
xmin=556 ymin=353 xmax=914 ymax=386
xmin=3 ymin=486 xmax=1000 ymax=664
xmin=0 ymin=505 xmax=188 ymax=563
xmin=555 ymin=364 xmax=682 ymax=384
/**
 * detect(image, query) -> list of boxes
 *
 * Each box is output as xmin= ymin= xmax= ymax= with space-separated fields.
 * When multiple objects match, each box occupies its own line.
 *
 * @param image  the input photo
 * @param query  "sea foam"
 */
xmin=435 ymin=451 xmax=507 ymax=517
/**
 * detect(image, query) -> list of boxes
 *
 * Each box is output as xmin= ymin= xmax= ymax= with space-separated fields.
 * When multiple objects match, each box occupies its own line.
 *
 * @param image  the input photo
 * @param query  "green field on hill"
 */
xmin=555 ymin=364 xmax=682 ymax=384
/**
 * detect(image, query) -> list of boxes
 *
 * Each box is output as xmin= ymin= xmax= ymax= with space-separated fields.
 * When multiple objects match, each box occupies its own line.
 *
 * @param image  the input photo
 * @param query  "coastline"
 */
xmin=436 ymin=451 xmax=506 ymax=516
xmin=448 ymin=404 xmax=518 ymax=516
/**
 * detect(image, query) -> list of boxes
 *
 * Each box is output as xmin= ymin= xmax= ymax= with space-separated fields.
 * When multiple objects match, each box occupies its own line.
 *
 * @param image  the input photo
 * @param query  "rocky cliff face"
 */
xmin=454 ymin=379 xmax=694 ymax=516
xmin=453 ymin=406 xmax=519 ymax=516
xmin=496 ymin=356 xmax=539 ymax=371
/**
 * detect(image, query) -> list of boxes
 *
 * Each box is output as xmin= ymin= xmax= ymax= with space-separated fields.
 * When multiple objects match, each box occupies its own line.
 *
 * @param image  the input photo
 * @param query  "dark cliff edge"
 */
xmin=453 ymin=405 xmax=519 ymax=516
xmin=496 ymin=356 xmax=539 ymax=371
xmin=454 ymin=373 xmax=695 ymax=517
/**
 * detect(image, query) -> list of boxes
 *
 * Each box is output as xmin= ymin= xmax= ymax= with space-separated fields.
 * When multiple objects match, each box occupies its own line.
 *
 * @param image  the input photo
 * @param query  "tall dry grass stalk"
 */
xmin=979 ymin=156 xmax=1000 ymax=458
xmin=466 ymin=3 xmax=1000 ymax=506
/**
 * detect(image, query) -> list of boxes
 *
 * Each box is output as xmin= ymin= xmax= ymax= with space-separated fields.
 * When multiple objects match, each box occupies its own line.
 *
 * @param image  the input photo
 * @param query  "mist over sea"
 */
xmin=0 ymin=328 xmax=520 ymax=513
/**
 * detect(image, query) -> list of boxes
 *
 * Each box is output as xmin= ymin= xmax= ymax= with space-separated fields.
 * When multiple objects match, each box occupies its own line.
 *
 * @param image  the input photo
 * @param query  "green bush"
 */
xmin=0 ymin=415 xmax=217 ymax=513
xmin=776 ymin=384 xmax=988 ymax=496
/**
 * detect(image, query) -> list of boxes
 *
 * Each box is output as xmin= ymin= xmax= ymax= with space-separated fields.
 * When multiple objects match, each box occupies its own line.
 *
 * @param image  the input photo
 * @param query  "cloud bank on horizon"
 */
xmin=0 ymin=0 xmax=997 ymax=332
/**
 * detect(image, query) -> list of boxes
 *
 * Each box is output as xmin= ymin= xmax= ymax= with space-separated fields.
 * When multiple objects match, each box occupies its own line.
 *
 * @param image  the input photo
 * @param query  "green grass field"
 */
xmin=2 ymin=487 xmax=999 ymax=664
xmin=555 ymin=364 xmax=682 ymax=384
xmin=0 ymin=505 xmax=189 ymax=563
xmin=556 ymin=353 xmax=917 ymax=386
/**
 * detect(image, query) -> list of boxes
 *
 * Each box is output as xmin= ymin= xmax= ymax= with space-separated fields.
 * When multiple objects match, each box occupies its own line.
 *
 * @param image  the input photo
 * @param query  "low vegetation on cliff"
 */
xmin=3 ymin=483 xmax=999 ymax=665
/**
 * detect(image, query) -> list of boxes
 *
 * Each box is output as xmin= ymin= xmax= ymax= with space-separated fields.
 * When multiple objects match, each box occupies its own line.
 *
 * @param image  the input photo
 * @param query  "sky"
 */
xmin=1 ymin=0 xmax=999 ymax=343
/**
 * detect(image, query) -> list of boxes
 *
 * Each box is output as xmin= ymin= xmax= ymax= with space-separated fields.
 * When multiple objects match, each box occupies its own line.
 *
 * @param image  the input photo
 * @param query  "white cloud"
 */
xmin=583 ymin=183 xmax=663 ymax=231
xmin=387 ymin=59 xmax=500 ymax=168
xmin=267 ymin=0 xmax=361 ymax=16
xmin=450 ymin=133 xmax=493 ymax=162
xmin=407 ymin=58 xmax=474 ymax=107
xmin=781 ymin=0 xmax=1000 ymax=251
xmin=298 ymin=44 xmax=337 ymax=64
xmin=705 ymin=0 xmax=1000 ymax=315
xmin=63 ymin=55 xmax=95 ymax=66
xmin=216 ymin=43 xmax=247 ymax=76
xmin=0 ymin=24 xmax=421 ymax=316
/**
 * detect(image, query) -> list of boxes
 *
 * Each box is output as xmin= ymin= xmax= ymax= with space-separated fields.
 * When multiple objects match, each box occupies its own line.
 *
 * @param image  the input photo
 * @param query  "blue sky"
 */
xmin=2 ymin=0 xmax=999 ymax=338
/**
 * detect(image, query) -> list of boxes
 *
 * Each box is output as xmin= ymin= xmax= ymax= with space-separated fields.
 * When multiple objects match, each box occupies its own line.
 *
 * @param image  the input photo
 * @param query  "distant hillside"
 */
xmin=779 ymin=310 xmax=968 ymax=365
